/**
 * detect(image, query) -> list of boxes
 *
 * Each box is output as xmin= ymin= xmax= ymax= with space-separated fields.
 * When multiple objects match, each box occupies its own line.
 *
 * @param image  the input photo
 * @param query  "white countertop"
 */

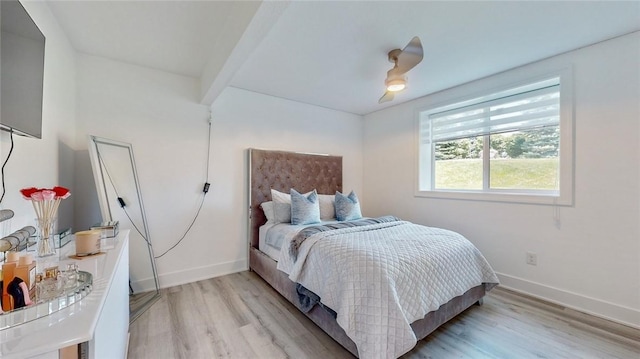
xmin=0 ymin=230 xmax=129 ymax=358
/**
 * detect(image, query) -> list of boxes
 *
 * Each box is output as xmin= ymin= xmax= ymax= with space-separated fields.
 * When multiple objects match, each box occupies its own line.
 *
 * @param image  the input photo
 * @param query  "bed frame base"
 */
xmin=250 ymin=247 xmax=487 ymax=357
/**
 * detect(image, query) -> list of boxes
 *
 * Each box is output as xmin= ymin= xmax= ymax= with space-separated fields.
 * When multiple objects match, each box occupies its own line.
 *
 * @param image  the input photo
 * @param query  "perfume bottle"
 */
xmin=63 ymin=263 xmax=79 ymax=289
xmin=37 ymin=266 xmax=66 ymax=301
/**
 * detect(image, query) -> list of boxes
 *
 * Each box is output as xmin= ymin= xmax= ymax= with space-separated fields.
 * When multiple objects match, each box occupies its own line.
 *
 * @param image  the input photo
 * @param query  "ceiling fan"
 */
xmin=378 ymin=36 xmax=423 ymax=104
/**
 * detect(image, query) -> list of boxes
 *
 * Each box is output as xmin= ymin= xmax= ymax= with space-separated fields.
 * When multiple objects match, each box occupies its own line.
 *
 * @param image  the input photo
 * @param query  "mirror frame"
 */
xmin=87 ymin=135 xmax=160 ymax=322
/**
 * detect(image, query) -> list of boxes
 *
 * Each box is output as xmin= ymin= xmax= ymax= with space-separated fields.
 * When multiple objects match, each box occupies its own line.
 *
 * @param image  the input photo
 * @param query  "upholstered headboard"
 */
xmin=248 ymin=149 xmax=342 ymax=249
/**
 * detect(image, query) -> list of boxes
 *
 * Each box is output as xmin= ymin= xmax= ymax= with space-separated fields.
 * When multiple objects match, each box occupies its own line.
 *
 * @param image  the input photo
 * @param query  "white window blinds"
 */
xmin=421 ymin=78 xmax=560 ymax=144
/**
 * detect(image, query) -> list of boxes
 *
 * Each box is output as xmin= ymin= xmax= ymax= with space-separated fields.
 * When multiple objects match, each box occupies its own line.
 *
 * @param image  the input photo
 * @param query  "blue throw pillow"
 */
xmin=290 ymin=189 xmax=321 ymax=225
xmin=335 ymin=191 xmax=362 ymax=221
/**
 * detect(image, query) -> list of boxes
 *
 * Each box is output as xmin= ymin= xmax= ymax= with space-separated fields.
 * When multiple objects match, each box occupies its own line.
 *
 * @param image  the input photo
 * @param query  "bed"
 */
xmin=248 ymin=148 xmax=498 ymax=358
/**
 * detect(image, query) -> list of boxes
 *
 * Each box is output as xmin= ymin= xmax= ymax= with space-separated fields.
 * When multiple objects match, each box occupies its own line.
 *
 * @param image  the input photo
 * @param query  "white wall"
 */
xmin=75 ymin=55 xmax=363 ymax=290
xmin=0 ymin=1 xmax=76 ymax=235
xmin=76 ymin=54 xmax=209 ymax=290
xmin=206 ymin=86 xmax=363 ymax=283
xmin=363 ymin=32 xmax=640 ymax=328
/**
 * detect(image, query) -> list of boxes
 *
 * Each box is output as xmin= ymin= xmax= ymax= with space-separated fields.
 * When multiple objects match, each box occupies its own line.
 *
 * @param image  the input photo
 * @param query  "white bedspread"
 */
xmin=277 ymin=220 xmax=499 ymax=359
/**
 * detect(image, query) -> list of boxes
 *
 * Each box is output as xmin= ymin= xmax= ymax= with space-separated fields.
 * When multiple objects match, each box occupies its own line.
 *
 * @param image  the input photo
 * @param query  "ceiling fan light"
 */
xmin=386 ymin=78 xmax=406 ymax=92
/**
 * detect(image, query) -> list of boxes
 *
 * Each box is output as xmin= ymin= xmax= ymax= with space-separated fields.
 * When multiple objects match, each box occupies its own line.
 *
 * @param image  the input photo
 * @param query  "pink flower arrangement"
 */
xmin=20 ymin=186 xmax=71 ymax=256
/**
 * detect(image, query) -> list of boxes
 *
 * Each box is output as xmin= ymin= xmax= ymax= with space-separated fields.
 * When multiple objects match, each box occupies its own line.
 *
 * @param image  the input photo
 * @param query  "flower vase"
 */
xmin=36 ymin=218 xmax=56 ymax=257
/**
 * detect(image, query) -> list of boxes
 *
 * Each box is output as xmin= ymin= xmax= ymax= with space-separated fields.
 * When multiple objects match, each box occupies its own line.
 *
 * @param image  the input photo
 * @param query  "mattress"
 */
xmin=258 ymin=220 xmax=339 ymax=262
xmin=258 ymin=223 xmax=281 ymax=261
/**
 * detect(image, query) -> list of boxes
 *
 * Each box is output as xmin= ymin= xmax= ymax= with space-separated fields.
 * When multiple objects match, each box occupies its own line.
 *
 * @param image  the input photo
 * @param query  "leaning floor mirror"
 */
xmin=88 ymin=136 xmax=160 ymax=322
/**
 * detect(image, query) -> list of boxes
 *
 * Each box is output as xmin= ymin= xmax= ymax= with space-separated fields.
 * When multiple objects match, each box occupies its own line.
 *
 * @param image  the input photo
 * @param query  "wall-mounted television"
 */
xmin=1 ymin=0 xmax=45 ymax=139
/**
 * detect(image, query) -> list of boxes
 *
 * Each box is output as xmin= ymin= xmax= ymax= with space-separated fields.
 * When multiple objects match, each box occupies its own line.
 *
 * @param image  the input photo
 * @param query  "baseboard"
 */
xmin=132 ymin=259 xmax=247 ymax=292
xmin=496 ymin=272 xmax=640 ymax=330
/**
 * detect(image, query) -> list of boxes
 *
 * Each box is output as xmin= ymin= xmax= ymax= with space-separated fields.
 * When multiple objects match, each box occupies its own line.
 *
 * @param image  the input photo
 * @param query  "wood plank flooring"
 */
xmin=128 ymin=271 xmax=640 ymax=359
xmin=130 ymin=290 xmax=161 ymax=323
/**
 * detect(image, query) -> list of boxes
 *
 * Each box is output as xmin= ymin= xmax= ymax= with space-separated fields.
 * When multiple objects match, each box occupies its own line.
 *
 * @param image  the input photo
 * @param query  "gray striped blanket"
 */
xmin=289 ymin=216 xmax=399 ymax=261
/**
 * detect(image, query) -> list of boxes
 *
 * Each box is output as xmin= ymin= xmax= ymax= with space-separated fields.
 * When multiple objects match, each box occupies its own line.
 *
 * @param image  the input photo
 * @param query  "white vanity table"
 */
xmin=0 ymin=230 xmax=130 ymax=359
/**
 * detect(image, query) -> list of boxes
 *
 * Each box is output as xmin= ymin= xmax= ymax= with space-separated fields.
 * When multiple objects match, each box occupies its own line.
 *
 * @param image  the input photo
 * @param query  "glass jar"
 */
xmin=35 ymin=218 xmax=56 ymax=257
xmin=63 ymin=263 xmax=79 ymax=289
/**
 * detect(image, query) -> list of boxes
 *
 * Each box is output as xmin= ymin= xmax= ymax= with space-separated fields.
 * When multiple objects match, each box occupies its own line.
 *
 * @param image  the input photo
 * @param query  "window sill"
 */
xmin=414 ymin=189 xmax=572 ymax=206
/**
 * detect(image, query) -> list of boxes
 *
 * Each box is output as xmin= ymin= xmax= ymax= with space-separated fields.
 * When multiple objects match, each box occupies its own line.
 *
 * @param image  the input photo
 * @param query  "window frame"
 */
xmin=415 ymin=67 xmax=574 ymax=206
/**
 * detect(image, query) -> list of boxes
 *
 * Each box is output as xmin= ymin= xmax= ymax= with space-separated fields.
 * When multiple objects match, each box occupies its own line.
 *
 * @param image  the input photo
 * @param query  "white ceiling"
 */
xmin=47 ymin=1 xmax=639 ymax=115
xmin=47 ymin=0 xmax=261 ymax=78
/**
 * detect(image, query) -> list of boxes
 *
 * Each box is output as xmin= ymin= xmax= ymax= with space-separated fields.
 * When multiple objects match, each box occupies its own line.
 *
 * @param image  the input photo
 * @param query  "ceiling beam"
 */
xmin=200 ymin=0 xmax=290 ymax=106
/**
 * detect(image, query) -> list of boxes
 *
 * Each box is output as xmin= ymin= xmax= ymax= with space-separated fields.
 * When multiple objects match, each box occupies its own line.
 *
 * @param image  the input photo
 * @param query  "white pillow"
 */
xmin=271 ymin=188 xmax=313 ymax=223
xmin=318 ymin=194 xmax=335 ymax=220
xmin=271 ymin=188 xmax=293 ymax=204
xmin=260 ymin=201 xmax=275 ymax=223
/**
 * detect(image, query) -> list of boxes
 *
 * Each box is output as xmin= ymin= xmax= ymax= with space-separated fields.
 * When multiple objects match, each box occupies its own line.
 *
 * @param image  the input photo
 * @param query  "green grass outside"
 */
xmin=435 ymin=158 xmax=559 ymax=190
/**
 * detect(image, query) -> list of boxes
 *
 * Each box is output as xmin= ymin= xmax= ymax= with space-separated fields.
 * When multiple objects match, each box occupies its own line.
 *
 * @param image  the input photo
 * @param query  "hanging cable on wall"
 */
xmin=0 ymin=131 xmax=15 ymax=204
xmin=155 ymin=113 xmax=212 ymax=259
xmin=93 ymin=112 xmax=213 ymax=259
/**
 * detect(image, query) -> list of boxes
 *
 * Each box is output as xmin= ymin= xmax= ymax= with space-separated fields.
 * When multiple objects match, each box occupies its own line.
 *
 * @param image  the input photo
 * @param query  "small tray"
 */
xmin=68 ymin=252 xmax=105 ymax=260
xmin=0 ymin=271 xmax=93 ymax=331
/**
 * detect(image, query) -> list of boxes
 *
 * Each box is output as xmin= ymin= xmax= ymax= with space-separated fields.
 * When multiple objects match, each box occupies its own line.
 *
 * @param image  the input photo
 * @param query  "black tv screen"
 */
xmin=1 ymin=0 xmax=45 ymax=139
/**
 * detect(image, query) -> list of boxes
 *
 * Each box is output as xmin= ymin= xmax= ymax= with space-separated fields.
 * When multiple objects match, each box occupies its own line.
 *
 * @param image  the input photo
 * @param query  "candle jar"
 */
xmin=36 ymin=218 xmax=56 ymax=257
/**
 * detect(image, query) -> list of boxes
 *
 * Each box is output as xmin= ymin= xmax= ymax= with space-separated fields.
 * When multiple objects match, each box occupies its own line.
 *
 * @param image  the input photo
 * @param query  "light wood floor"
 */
xmin=128 ymin=271 xmax=640 ymax=359
xmin=130 ymin=290 xmax=161 ymax=323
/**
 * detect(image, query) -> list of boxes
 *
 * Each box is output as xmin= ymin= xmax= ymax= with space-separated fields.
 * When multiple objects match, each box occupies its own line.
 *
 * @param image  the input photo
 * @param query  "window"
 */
xmin=417 ymin=70 xmax=573 ymax=205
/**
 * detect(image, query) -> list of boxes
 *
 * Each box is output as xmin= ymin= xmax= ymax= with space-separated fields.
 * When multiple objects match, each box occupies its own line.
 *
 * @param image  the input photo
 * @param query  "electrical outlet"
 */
xmin=526 ymin=252 xmax=537 ymax=266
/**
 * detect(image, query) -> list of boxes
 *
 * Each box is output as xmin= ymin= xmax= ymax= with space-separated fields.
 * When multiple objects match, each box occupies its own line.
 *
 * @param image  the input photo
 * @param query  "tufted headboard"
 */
xmin=248 ymin=149 xmax=342 ymax=249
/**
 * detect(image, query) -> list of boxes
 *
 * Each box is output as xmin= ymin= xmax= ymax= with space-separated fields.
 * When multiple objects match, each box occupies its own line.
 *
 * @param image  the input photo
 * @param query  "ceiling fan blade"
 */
xmin=387 ymin=65 xmax=402 ymax=80
xmin=378 ymin=91 xmax=395 ymax=104
xmin=396 ymin=36 xmax=423 ymax=74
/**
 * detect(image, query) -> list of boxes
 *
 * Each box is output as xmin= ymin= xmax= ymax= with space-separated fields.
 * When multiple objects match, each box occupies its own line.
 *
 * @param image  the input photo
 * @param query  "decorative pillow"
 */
xmin=335 ymin=190 xmax=362 ymax=221
xmin=260 ymin=201 xmax=275 ymax=223
xmin=290 ymin=189 xmax=321 ymax=225
xmin=318 ymin=194 xmax=335 ymax=220
xmin=270 ymin=188 xmax=312 ymax=223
